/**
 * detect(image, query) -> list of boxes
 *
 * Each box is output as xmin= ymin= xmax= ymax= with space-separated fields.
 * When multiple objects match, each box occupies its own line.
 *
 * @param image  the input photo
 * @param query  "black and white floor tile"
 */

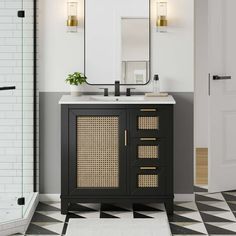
xmin=14 ymin=189 xmax=236 ymax=235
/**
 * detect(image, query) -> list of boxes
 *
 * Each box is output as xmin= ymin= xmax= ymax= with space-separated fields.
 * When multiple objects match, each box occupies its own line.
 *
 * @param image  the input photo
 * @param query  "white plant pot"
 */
xmin=70 ymin=85 xmax=81 ymax=96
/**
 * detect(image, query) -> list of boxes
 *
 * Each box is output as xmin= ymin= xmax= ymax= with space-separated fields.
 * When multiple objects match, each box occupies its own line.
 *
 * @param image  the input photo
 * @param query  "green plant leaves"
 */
xmin=65 ymin=72 xmax=87 ymax=86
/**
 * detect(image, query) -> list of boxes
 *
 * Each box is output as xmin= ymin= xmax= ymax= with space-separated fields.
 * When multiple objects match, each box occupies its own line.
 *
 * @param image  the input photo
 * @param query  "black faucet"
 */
xmin=114 ymin=80 xmax=120 ymax=96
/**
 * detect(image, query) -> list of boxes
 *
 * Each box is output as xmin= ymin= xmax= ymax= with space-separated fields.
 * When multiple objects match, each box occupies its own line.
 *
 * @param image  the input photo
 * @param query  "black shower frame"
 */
xmin=33 ymin=0 xmax=37 ymax=192
xmin=17 ymin=1 xmax=37 ymax=194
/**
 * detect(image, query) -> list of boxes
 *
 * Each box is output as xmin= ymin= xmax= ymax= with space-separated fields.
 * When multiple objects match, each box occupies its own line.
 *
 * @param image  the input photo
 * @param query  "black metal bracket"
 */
xmin=0 ymin=86 xmax=16 ymax=91
xmin=213 ymin=75 xmax=231 ymax=80
xmin=17 ymin=10 xmax=25 ymax=18
xmin=17 ymin=197 xmax=25 ymax=206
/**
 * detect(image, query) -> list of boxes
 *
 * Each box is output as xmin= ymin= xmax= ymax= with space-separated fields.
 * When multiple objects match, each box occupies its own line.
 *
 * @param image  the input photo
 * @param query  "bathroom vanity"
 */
xmin=59 ymin=95 xmax=175 ymax=215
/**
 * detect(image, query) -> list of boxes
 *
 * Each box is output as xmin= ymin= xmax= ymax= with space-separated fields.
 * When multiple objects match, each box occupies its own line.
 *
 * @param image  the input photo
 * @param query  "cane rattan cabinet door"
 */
xmin=68 ymin=109 xmax=127 ymax=196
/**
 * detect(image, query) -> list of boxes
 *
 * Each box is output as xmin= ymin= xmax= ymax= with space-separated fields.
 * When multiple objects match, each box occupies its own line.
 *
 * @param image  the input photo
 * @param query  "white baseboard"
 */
xmin=39 ymin=194 xmax=60 ymax=202
xmin=39 ymin=193 xmax=194 ymax=202
xmin=174 ymin=194 xmax=194 ymax=202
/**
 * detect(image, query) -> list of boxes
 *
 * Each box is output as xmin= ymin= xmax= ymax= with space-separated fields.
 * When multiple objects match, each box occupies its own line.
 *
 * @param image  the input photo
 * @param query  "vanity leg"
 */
xmin=165 ymin=199 xmax=174 ymax=215
xmin=61 ymin=200 xmax=69 ymax=215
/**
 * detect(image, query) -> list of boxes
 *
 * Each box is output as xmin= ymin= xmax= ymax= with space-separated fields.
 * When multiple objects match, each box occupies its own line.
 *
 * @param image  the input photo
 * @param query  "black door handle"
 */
xmin=213 ymin=75 xmax=231 ymax=80
xmin=0 ymin=86 xmax=16 ymax=91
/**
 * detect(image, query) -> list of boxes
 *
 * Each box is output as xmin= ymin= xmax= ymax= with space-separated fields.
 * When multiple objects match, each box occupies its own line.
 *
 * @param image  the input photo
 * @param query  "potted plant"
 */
xmin=65 ymin=72 xmax=87 ymax=96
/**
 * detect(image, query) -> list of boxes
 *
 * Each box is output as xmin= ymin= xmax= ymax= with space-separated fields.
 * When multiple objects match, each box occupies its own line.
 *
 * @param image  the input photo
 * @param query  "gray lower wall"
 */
xmin=172 ymin=92 xmax=194 ymax=194
xmin=39 ymin=92 xmax=193 ymax=194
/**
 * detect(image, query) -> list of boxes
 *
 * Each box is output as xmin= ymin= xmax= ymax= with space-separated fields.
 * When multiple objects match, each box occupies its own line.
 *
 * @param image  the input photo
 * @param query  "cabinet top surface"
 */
xmin=59 ymin=95 xmax=176 ymax=105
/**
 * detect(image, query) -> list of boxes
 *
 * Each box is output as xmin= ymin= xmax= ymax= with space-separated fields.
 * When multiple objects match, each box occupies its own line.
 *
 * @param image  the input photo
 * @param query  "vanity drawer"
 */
xmin=129 ymin=106 xmax=173 ymax=138
xmin=130 ymin=166 xmax=167 ymax=196
xmin=129 ymin=138 xmax=169 ymax=166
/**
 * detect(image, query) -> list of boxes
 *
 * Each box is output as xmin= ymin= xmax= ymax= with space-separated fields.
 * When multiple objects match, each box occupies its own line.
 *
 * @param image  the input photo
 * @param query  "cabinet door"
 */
xmin=68 ymin=109 xmax=127 ymax=196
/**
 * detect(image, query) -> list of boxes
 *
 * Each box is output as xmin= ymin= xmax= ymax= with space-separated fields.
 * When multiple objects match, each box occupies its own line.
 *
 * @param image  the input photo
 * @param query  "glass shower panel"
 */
xmin=22 ymin=0 xmax=35 ymax=214
xmin=0 ymin=0 xmax=24 ymax=223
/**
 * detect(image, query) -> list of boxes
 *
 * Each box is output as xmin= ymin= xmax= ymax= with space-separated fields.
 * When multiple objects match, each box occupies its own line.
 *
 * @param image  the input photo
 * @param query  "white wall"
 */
xmin=38 ymin=0 xmax=84 ymax=92
xmin=39 ymin=0 xmax=194 ymax=93
xmin=194 ymin=0 xmax=208 ymax=148
xmin=151 ymin=0 xmax=194 ymax=92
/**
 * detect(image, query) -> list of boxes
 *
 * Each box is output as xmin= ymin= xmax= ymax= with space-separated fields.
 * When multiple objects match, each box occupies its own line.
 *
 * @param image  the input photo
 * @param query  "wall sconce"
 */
xmin=67 ymin=1 xmax=78 ymax=32
xmin=156 ymin=1 xmax=168 ymax=32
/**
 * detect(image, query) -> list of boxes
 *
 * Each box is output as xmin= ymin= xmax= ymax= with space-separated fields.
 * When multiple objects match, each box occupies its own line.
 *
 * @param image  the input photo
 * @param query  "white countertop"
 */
xmin=59 ymin=95 xmax=176 ymax=105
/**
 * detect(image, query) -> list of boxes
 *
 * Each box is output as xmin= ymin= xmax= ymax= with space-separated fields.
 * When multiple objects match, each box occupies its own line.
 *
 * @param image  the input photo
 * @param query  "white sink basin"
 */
xmin=90 ymin=96 xmax=146 ymax=102
xmin=59 ymin=95 xmax=176 ymax=105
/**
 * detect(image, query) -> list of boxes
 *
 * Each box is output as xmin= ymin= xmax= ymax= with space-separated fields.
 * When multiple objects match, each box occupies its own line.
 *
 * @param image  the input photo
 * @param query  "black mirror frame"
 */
xmin=84 ymin=0 xmax=152 ymax=86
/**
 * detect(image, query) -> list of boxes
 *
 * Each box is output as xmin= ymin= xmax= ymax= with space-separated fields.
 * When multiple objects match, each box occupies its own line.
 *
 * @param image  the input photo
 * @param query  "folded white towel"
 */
xmin=145 ymin=92 xmax=169 ymax=97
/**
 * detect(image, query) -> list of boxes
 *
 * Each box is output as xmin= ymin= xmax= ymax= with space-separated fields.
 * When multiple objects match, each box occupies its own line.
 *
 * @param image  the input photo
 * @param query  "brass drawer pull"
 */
xmin=140 ymin=167 xmax=157 ymax=170
xmin=140 ymin=109 xmax=157 ymax=112
xmin=140 ymin=138 xmax=157 ymax=141
xmin=125 ymin=130 xmax=128 ymax=146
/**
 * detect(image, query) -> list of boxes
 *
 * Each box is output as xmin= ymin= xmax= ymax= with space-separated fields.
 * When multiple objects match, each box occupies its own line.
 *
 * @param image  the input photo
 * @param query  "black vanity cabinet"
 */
xmin=61 ymin=104 xmax=174 ymax=215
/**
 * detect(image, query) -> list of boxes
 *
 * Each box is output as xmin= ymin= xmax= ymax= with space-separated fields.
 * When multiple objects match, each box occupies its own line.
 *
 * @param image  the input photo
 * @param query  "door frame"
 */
xmin=193 ymin=0 xmax=209 ymax=190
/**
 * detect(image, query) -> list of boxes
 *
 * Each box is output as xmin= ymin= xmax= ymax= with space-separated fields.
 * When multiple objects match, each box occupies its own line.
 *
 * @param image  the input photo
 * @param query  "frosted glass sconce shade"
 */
xmin=156 ymin=2 xmax=167 ymax=32
xmin=67 ymin=2 xmax=78 ymax=32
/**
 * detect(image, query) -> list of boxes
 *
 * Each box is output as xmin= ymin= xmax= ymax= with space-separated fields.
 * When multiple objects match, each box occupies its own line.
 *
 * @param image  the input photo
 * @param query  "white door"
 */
xmin=208 ymin=0 xmax=236 ymax=192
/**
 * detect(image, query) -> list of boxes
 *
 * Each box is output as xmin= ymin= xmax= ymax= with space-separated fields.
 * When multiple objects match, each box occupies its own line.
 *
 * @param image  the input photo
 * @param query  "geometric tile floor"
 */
xmin=13 ymin=188 xmax=236 ymax=235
